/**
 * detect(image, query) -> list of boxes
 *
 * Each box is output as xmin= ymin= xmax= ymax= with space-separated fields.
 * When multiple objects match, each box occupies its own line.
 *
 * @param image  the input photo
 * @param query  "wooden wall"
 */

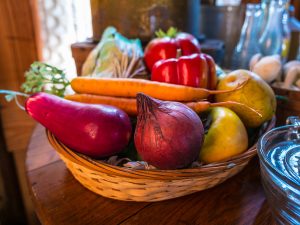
xmin=291 ymin=0 xmax=300 ymax=20
xmin=0 ymin=0 xmax=41 ymax=151
xmin=0 ymin=0 xmax=42 ymax=224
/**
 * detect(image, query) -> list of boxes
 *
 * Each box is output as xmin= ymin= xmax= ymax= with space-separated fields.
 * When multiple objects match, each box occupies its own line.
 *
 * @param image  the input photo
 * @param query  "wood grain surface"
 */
xmin=0 ymin=0 xmax=41 ymax=153
xmin=26 ymin=125 xmax=277 ymax=225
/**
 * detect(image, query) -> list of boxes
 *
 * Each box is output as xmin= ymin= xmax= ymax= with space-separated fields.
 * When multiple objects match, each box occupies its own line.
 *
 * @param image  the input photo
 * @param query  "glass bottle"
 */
xmin=231 ymin=4 xmax=262 ymax=70
xmin=289 ymin=5 xmax=300 ymax=60
xmin=259 ymin=0 xmax=285 ymax=56
xmin=281 ymin=0 xmax=291 ymax=62
xmin=260 ymin=0 xmax=271 ymax=33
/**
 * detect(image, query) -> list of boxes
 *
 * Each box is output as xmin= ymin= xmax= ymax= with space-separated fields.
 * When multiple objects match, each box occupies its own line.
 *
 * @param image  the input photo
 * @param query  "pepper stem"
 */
xmin=176 ymin=49 xmax=182 ymax=59
xmin=155 ymin=27 xmax=178 ymax=38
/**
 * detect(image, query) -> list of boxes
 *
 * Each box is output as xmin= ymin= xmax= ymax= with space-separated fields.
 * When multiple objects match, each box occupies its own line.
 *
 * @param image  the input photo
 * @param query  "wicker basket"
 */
xmin=46 ymin=117 xmax=275 ymax=202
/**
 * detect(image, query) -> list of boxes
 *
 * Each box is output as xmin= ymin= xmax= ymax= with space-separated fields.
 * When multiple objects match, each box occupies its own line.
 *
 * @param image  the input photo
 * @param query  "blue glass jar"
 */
xmin=281 ymin=0 xmax=291 ymax=62
xmin=231 ymin=4 xmax=263 ymax=69
xmin=258 ymin=116 xmax=300 ymax=224
xmin=258 ymin=0 xmax=285 ymax=56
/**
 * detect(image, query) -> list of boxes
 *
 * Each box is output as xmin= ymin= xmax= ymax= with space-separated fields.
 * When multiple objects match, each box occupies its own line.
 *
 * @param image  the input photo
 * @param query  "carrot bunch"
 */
xmin=66 ymin=77 xmax=259 ymax=117
xmin=66 ymin=77 xmax=219 ymax=115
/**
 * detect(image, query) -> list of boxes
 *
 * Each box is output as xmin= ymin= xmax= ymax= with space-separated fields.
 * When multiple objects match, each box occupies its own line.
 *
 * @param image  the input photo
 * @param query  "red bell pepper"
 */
xmin=144 ymin=27 xmax=201 ymax=71
xmin=151 ymin=53 xmax=217 ymax=90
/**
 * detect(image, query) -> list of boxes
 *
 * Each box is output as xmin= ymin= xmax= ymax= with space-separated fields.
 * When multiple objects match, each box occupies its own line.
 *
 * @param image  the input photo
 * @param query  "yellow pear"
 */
xmin=215 ymin=70 xmax=276 ymax=127
xmin=199 ymin=107 xmax=248 ymax=164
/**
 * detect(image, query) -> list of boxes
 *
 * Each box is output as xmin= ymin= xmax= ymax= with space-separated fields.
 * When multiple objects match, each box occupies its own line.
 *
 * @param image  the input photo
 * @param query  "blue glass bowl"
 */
xmin=257 ymin=117 xmax=300 ymax=225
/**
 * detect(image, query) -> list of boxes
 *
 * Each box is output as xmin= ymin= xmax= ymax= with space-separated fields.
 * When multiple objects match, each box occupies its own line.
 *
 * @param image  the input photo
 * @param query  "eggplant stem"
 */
xmin=14 ymin=97 xmax=26 ymax=111
xmin=0 ymin=90 xmax=28 ymax=111
xmin=0 ymin=90 xmax=29 ymax=98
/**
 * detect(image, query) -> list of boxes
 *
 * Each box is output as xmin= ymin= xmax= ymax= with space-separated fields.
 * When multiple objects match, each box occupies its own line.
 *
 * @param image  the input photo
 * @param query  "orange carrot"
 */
xmin=65 ymin=94 xmax=137 ymax=116
xmin=66 ymin=94 xmax=260 ymax=117
xmin=185 ymin=101 xmax=211 ymax=113
xmin=65 ymin=94 xmax=213 ymax=115
xmin=70 ymin=77 xmax=246 ymax=102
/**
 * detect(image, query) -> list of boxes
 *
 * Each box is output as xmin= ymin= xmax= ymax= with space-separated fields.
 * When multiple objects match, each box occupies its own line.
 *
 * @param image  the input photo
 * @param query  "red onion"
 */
xmin=134 ymin=93 xmax=204 ymax=169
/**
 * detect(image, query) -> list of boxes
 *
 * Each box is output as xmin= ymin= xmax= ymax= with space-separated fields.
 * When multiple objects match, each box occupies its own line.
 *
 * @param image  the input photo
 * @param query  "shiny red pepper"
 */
xmin=144 ymin=28 xmax=201 ymax=71
xmin=151 ymin=53 xmax=217 ymax=90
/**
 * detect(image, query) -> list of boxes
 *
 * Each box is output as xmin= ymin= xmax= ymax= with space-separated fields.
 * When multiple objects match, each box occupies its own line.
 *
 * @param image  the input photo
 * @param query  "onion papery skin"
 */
xmin=134 ymin=93 xmax=204 ymax=169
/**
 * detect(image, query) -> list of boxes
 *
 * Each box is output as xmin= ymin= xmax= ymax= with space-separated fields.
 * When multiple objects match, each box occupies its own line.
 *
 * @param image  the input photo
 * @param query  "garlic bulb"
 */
xmin=296 ymin=79 xmax=300 ymax=88
xmin=250 ymin=55 xmax=282 ymax=83
xmin=249 ymin=53 xmax=262 ymax=71
xmin=283 ymin=60 xmax=300 ymax=89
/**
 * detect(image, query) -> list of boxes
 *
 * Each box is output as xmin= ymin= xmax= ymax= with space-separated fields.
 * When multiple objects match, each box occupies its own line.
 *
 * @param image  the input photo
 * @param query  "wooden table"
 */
xmin=26 ymin=125 xmax=276 ymax=225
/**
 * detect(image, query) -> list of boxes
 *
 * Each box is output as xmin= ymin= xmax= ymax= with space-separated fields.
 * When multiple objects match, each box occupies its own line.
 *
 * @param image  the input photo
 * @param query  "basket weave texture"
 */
xmin=46 ymin=117 xmax=275 ymax=202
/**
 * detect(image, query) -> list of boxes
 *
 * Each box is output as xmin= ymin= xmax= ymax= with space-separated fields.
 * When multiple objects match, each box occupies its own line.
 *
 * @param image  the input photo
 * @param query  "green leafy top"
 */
xmin=155 ymin=27 xmax=178 ymax=38
xmin=21 ymin=62 xmax=70 ymax=97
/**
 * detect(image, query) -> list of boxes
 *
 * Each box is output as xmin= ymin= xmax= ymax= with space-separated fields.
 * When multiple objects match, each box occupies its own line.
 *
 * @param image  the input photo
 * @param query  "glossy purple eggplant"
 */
xmin=25 ymin=92 xmax=132 ymax=158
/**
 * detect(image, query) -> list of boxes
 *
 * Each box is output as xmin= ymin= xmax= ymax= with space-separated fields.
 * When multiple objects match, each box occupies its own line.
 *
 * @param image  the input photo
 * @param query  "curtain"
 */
xmin=38 ymin=0 xmax=92 ymax=78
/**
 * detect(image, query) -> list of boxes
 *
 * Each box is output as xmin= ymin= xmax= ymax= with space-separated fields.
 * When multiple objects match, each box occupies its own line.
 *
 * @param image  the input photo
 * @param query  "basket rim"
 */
xmin=46 ymin=116 xmax=276 ymax=180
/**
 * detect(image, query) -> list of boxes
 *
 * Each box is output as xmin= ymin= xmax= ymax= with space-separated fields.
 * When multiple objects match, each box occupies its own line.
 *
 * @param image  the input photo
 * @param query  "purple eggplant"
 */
xmin=25 ymin=92 xmax=132 ymax=158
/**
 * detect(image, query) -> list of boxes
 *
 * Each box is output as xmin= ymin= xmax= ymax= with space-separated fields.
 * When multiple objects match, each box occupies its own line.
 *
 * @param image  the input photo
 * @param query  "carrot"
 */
xmin=65 ymin=94 xmax=212 ymax=115
xmin=65 ymin=94 xmax=138 ymax=116
xmin=66 ymin=94 xmax=258 ymax=116
xmin=71 ymin=77 xmax=246 ymax=102
xmin=186 ymin=101 xmax=262 ymax=118
xmin=185 ymin=101 xmax=211 ymax=113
